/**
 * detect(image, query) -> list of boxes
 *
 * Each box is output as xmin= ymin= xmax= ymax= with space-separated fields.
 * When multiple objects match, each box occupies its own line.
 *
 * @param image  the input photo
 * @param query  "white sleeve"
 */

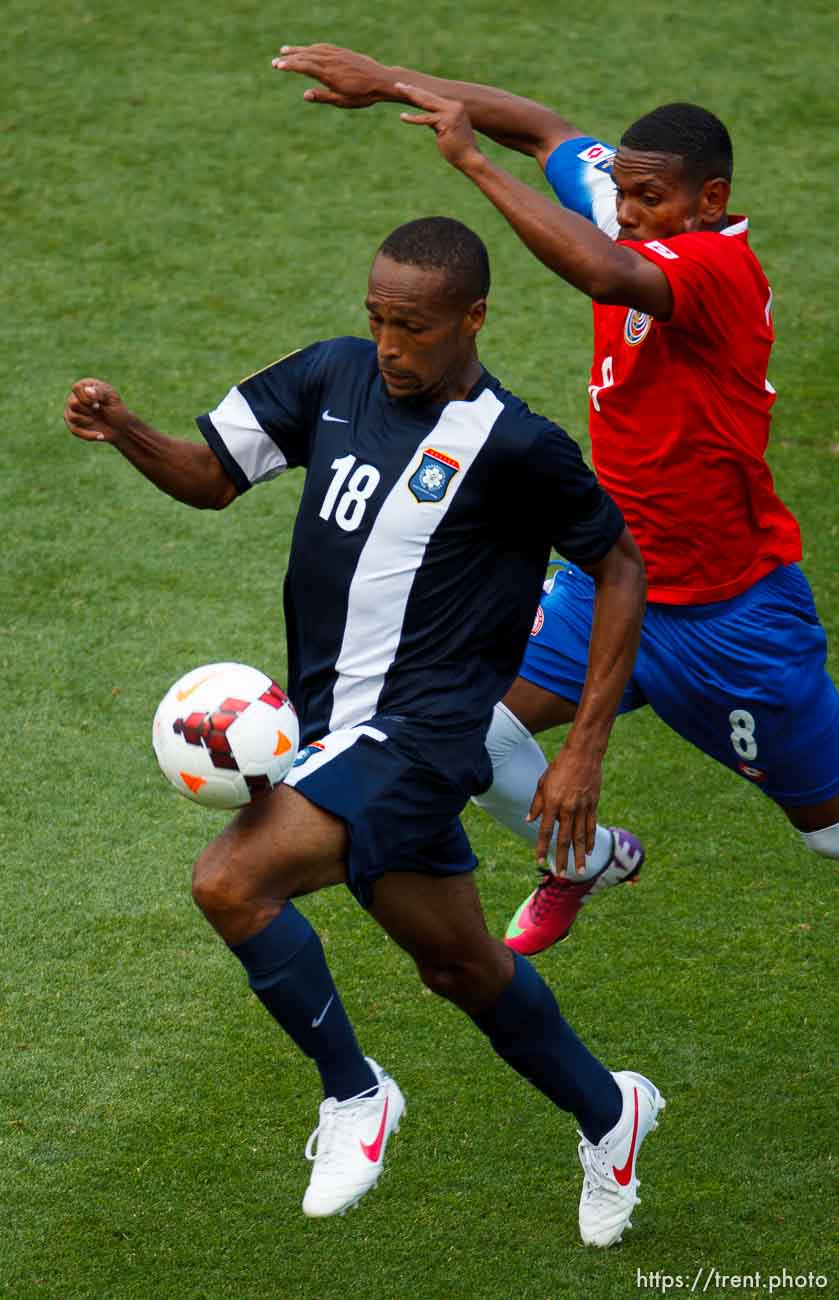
xmin=543 ymin=137 xmax=619 ymax=241
xmin=198 ymin=386 xmax=289 ymax=491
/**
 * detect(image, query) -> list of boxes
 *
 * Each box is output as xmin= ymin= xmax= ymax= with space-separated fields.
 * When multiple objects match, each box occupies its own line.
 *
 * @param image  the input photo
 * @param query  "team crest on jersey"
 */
xmin=292 ymin=741 xmax=325 ymax=768
xmin=409 ymin=447 xmax=461 ymax=502
xmin=624 ymin=309 xmax=653 ymax=346
xmin=738 ymin=761 xmax=767 ymax=782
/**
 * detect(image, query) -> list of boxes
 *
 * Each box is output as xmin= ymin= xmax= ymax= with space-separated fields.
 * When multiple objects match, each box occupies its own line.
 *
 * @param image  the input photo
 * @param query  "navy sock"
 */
xmin=230 ymin=905 xmax=376 ymax=1102
xmin=471 ymin=953 xmax=622 ymax=1142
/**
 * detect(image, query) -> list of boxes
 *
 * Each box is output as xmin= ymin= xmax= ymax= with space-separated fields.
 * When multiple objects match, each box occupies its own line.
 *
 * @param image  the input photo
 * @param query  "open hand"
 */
xmin=63 ymin=379 xmax=131 ymax=443
xmin=527 ymin=743 xmax=603 ymax=874
xmin=272 ymin=43 xmax=388 ymax=108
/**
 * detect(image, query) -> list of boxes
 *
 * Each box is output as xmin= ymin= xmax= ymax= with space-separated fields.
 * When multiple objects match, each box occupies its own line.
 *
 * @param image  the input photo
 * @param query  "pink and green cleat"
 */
xmin=505 ymin=828 xmax=644 ymax=955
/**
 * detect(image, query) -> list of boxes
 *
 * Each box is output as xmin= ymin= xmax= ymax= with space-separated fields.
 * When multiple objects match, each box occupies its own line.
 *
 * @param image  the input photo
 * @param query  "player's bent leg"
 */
xmin=371 ymin=869 xmax=662 ymax=1244
xmin=373 ymin=868 xmax=622 ymax=1138
xmin=191 ymin=782 xmax=348 ymax=944
xmin=192 ymin=784 xmax=387 ymax=1215
xmin=373 ymin=874 xmax=616 ymax=1120
xmin=370 ymin=869 xmax=514 ymax=1014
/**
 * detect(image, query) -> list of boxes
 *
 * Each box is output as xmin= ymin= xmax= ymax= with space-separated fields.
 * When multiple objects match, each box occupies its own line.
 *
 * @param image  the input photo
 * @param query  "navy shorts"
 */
xmin=522 ymin=562 xmax=839 ymax=806
xmin=284 ymin=715 xmax=492 ymax=907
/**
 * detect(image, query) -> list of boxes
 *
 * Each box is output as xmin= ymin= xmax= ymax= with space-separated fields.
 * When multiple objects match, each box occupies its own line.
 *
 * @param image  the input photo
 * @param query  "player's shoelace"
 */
xmin=305 ymin=1100 xmax=340 ymax=1166
xmin=305 ymin=1086 xmax=379 ymax=1169
xmin=529 ymin=871 xmax=582 ymax=921
xmin=578 ymin=1136 xmax=640 ymax=1207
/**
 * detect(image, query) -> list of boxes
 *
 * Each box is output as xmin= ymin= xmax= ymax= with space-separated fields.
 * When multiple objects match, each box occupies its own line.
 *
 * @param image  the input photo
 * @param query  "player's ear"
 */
xmin=464 ymin=298 xmax=487 ymax=336
xmin=699 ymin=176 xmax=730 ymax=225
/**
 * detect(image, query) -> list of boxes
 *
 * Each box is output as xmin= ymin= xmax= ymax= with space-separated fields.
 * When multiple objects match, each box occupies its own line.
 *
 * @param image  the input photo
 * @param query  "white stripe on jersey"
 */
xmin=284 ymin=723 xmax=387 ymax=786
xmin=328 ymin=388 xmax=505 ymax=732
xmin=207 ymin=387 xmax=289 ymax=484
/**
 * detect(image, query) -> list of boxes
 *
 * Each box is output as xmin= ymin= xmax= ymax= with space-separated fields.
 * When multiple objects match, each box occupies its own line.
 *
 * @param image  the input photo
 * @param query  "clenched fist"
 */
xmin=63 ymin=379 xmax=132 ymax=444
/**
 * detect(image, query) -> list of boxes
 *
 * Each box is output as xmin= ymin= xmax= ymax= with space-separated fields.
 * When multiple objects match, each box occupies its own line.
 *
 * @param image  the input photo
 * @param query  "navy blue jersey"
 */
xmin=197 ymin=337 xmax=623 ymax=743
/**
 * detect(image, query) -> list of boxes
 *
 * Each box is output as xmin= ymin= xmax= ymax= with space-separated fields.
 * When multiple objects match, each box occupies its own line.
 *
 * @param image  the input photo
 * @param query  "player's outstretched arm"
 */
xmin=397 ymin=86 xmax=673 ymax=316
xmin=272 ymin=42 xmax=579 ymax=167
xmin=529 ymin=528 xmax=646 ymax=873
xmin=63 ymin=379 xmax=237 ymax=510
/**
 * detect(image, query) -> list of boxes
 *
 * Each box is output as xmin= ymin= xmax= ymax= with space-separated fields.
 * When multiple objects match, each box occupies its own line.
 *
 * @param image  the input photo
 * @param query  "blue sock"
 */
xmin=229 ymin=905 xmax=376 ymax=1102
xmin=471 ymin=954 xmax=622 ymax=1142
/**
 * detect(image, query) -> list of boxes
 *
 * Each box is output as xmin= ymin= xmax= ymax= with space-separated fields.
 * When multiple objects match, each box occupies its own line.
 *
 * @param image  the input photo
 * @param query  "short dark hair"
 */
xmin=377 ymin=216 xmax=491 ymax=303
xmin=621 ymin=102 xmax=733 ymax=186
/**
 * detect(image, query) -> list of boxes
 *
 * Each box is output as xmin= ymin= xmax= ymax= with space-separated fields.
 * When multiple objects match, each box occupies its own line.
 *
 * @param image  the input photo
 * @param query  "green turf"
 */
xmin=2 ymin=1 xmax=837 ymax=1297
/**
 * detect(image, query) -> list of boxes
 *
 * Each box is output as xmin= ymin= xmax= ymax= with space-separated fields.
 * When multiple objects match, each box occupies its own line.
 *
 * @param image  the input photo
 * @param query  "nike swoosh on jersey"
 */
xmin=359 ymin=1095 xmax=389 ymax=1163
xmin=612 ymin=1087 xmax=640 ymax=1186
xmin=311 ymin=993 xmax=335 ymax=1028
xmin=322 ymin=409 xmax=349 ymax=423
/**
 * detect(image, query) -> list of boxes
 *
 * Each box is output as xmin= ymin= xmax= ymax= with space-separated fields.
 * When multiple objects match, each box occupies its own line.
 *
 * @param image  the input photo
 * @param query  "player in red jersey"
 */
xmin=273 ymin=49 xmax=839 ymax=960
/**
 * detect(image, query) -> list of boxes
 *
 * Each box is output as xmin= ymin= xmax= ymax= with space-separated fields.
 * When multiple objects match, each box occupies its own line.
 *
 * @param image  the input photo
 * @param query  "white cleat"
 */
xmin=578 ymin=1069 xmax=665 ymax=1247
xmin=302 ymin=1058 xmax=405 ymax=1218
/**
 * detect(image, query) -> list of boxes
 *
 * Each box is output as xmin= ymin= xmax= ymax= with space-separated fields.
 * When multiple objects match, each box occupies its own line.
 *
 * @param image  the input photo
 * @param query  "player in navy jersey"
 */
xmin=64 ymin=218 xmax=659 ymax=1247
xmin=275 ymin=46 xmax=839 ymax=957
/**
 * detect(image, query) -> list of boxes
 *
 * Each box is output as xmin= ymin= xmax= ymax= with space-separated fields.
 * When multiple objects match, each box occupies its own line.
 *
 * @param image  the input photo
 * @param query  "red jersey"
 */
xmin=588 ymin=219 xmax=801 ymax=603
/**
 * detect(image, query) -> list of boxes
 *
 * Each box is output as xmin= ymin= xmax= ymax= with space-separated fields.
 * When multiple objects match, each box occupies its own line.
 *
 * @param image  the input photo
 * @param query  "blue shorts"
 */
xmin=522 ymin=563 xmax=839 ymax=806
xmin=284 ymin=715 xmax=492 ymax=907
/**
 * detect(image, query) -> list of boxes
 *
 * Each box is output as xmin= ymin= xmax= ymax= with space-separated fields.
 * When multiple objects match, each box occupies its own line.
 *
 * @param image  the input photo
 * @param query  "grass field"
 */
xmin=2 ymin=2 xmax=838 ymax=1297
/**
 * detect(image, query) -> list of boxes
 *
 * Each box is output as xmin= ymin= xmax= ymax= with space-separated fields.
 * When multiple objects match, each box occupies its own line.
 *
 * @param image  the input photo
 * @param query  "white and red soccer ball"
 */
xmin=152 ymin=662 xmax=299 ymax=808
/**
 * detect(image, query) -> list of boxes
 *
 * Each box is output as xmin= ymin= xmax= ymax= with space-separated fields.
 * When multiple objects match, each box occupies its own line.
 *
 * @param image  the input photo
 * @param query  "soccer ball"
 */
xmin=152 ymin=662 xmax=299 ymax=809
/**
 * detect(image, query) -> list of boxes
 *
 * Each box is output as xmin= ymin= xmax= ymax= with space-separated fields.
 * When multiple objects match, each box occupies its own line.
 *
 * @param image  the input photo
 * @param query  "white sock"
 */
xmin=799 ymin=820 xmax=839 ymax=860
xmin=475 ymin=701 xmax=614 ymax=880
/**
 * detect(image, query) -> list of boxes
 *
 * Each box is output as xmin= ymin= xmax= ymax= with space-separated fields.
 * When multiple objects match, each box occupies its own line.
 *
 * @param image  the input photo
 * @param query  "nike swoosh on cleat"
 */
xmin=322 ymin=409 xmax=349 ymax=423
xmin=505 ymin=902 xmax=531 ymax=939
xmin=311 ymin=994 xmax=335 ymax=1028
xmin=612 ymin=1087 xmax=640 ymax=1186
xmin=359 ymin=1096 xmax=389 ymax=1163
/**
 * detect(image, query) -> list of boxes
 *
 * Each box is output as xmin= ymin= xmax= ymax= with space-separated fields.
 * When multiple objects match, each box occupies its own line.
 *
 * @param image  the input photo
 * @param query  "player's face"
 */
xmin=612 ymin=149 xmax=706 ymax=242
xmin=366 ymin=255 xmax=486 ymax=403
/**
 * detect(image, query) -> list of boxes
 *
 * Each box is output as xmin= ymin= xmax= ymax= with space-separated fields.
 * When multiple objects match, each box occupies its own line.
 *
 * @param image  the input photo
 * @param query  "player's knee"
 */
xmin=416 ymin=951 xmax=508 ymax=1009
xmin=192 ymin=841 xmax=253 ymax=919
xmin=416 ymin=961 xmax=453 ymax=1000
xmin=420 ymin=961 xmax=495 ymax=1008
xmin=799 ymin=821 xmax=839 ymax=860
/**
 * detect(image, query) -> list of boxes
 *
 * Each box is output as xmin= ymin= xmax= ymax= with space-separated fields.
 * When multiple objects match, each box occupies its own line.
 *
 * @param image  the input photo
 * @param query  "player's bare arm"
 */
xmin=531 ymin=527 xmax=646 ymax=872
xmin=397 ymin=85 xmax=673 ymax=317
xmin=273 ymin=42 xmax=578 ymax=166
xmin=64 ymin=379 xmax=237 ymax=510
